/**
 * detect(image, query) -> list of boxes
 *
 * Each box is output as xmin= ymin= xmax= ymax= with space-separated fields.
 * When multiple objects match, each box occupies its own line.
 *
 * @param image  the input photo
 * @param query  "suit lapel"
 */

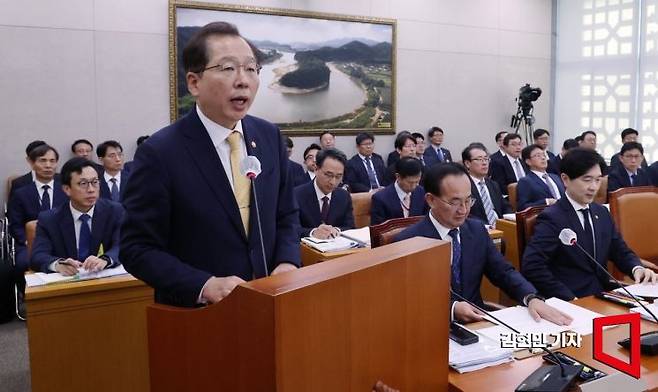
xmin=485 ymin=179 xmax=502 ymax=215
xmin=305 ymin=182 xmax=322 ymax=225
xmin=558 ymin=199 xmax=595 ymax=272
xmin=57 ymin=206 xmax=78 ymax=259
xmin=386 ymin=186 xmax=404 ymax=217
xmin=530 ymin=172 xmax=552 ymax=197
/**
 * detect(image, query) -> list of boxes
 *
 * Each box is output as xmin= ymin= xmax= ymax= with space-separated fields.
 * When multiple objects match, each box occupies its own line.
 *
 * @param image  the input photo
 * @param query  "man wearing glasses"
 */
xmin=96 ymin=140 xmax=130 ymax=202
xmin=120 ymin=22 xmax=300 ymax=307
xmin=516 ymin=144 xmax=565 ymax=211
xmin=294 ymin=148 xmax=354 ymax=239
xmin=393 ymin=163 xmax=572 ymax=325
xmin=30 ymin=158 xmax=123 ymax=275
xmin=607 ymin=142 xmax=651 ymax=192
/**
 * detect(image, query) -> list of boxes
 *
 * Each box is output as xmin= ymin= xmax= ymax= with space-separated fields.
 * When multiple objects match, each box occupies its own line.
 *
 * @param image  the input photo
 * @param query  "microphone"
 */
xmin=240 ymin=156 xmax=268 ymax=277
xmin=558 ymin=228 xmax=658 ymax=324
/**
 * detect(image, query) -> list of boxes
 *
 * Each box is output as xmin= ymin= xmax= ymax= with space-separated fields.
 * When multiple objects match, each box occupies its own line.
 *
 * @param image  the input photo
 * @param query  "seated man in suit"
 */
xmin=489 ymin=133 xmax=527 ymax=195
xmin=319 ymin=130 xmax=335 ymax=150
xmin=579 ymin=130 xmax=597 ymax=150
xmin=283 ymin=136 xmax=306 ymax=187
xmin=370 ymin=157 xmax=427 ymax=225
xmin=522 ymin=148 xmax=657 ymax=301
xmin=345 ymin=132 xmax=386 ymax=193
xmin=412 ymin=132 xmax=427 ymax=167
xmin=301 ymin=143 xmax=321 ymax=184
xmin=607 ymin=142 xmax=651 ymax=193
xmin=490 ymin=131 xmax=508 ymax=164
xmin=96 ymin=140 xmax=130 ymax=202
xmin=31 ymin=157 xmax=123 ymax=275
xmin=462 ymin=144 xmax=511 ymax=227
xmin=533 ymin=129 xmax=559 ymax=174
xmin=384 ymin=133 xmax=417 ymax=185
xmin=9 ymin=140 xmax=47 ymax=200
xmin=609 ymin=128 xmax=648 ymax=171
xmin=516 ymin=144 xmax=566 ymax=211
xmin=423 ymin=126 xmax=452 ymax=167
xmin=393 ymin=163 xmax=572 ymax=324
xmin=8 ymin=144 xmax=69 ymax=280
xmin=71 ymin=139 xmax=94 ymax=160
xmin=386 ymin=130 xmax=411 ymax=167
xmin=294 ymin=148 xmax=355 ymax=239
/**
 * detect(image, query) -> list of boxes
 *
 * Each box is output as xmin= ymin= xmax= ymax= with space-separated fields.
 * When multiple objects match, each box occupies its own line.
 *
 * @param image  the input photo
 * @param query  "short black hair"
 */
xmin=71 ymin=139 xmax=93 ymax=153
xmin=303 ymin=143 xmax=321 ymax=159
xmin=26 ymin=140 xmax=46 ymax=156
xmin=427 ymin=126 xmax=443 ymax=138
xmin=574 ymin=135 xmax=583 ymax=143
xmin=96 ymin=140 xmax=123 ymax=158
xmin=395 ymin=157 xmax=423 ymax=178
xmin=423 ymin=162 xmax=468 ymax=197
xmin=315 ymin=148 xmax=347 ymax=169
xmin=462 ymin=144 xmax=488 ymax=162
xmin=136 ymin=135 xmax=150 ymax=146
xmin=495 ymin=131 xmax=508 ymax=143
xmin=620 ymin=128 xmax=638 ymax=140
xmin=620 ymin=141 xmax=644 ymax=155
xmin=503 ymin=133 xmax=522 ymax=146
xmin=60 ymin=157 xmax=98 ymax=186
xmin=581 ymin=130 xmax=597 ymax=139
xmin=395 ymin=133 xmax=416 ymax=150
xmin=533 ymin=129 xmax=550 ymax=139
xmin=355 ymin=132 xmax=374 ymax=145
xmin=411 ymin=132 xmax=424 ymax=141
xmin=560 ymin=148 xmax=606 ymax=179
xmin=182 ymin=22 xmax=260 ymax=74
xmin=28 ymin=144 xmax=59 ymax=162
xmin=283 ymin=135 xmax=293 ymax=149
xmin=320 ymin=130 xmax=334 ymax=139
xmin=562 ymin=138 xmax=578 ymax=150
xmin=521 ymin=144 xmax=543 ymax=161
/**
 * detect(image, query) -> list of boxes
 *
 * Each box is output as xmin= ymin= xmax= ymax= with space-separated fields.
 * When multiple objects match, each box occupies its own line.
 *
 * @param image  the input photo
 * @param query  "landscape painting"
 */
xmin=169 ymin=1 xmax=396 ymax=135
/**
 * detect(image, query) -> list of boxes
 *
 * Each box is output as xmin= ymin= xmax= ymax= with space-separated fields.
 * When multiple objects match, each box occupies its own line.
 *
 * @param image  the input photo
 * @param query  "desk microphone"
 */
xmin=450 ymin=290 xmax=581 ymax=392
xmin=240 ymin=156 xmax=268 ymax=277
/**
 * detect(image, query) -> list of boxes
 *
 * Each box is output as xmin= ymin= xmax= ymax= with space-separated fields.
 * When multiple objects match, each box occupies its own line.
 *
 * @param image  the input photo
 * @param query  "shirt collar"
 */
xmin=104 ymin=170 xmax=121 ymax=183
xmin=69 ymin=202 xmax=95 ymax=221
xmin=196 ymin=105 xmax=244 ymax=147
xmin=428 ymin=210 xmax=455 ymax=240
xmin=313 ymin=179 xmax=332 ymax=202
xmin=393 ymin=181 xmax=408 ymax=202
xmin=531 ymin=170 xmax=548 ymax=177
xmin=358 ymin=153 xmax=371 ymax=161
xmin=469 ymin=174 xmax=486 ymax=184
xmin=308 ymin=171 xmax=316 ymax=180
xmin=34 ymin=177 xmax=54 ymax=190
xmin=565 ymin=192 xmax=589 ymax=212
xmin=625 ymin=168 xmax=638 ymax=176
xmin=498 ymin=149 xmax=506 ymax=157
xmin=506 ymin=154 xmax=521 ymax=165
xmin=31 ymin=171 xmax=37 ymax=182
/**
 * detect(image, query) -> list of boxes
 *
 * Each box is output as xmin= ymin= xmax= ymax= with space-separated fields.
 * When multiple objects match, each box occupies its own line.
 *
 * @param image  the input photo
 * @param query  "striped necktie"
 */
xmin=478 ymin=180 xmax=498 ymax=226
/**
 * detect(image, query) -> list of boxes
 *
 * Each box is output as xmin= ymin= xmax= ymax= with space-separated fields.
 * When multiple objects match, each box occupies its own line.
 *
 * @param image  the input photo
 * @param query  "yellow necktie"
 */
xmin=227 ymin=131 xmax=251 ymax=235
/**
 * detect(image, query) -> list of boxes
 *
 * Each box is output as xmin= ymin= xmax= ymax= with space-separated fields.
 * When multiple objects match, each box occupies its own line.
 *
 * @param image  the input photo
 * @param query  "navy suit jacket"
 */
xmin=287 ymin=159 xmax=307 ymax=187
xmin=8 ymin=180 xmax=68 ymax=245
xmin=99 ymin=168 xmax=131 ymax=202
xmin=423 ymin=145 xmax=453 ymax=167
xmin=650 ymin=162 xmax=658 ymax=186
xmin=370 ymin=183 xmax=427 ymax=225
xmin=516 ymin=171 xmax=566 ymax=211
xmin=9 ymin=172 xmax=61 ymax=201
xmin=546 ymin=151 xmax=560 ymax=175
xmin=294 ymin=181 xmax=354 ymax=237
xmin=490 ymin=157 xmax=529 ymax=195
xmin=607 ymin=166 xmax=651 ymax=192
xmin=30 ymin=198 xmax=124 ymax=273
xmin=120 ymin=110 xmax=301 ymax=307
xmin=394 ymin=216 xmax=535 ymax=308
xmin=521 ymin=197 xmax=641 ymax=300
xmin=468 ymin=177 xmax=512 ymax=224
xmin=610 ymin=152 xmax=648 ymax=172
xmin=344 ymin=154 xmax=387 ymax=193
xmin=386 ymin=150 xmax=399 ymax=167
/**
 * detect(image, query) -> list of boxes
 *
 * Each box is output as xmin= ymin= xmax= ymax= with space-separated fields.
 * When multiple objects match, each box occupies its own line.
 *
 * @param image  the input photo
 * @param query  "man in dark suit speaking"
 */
xmin=120 ymin=22 xmax=300 ymax=307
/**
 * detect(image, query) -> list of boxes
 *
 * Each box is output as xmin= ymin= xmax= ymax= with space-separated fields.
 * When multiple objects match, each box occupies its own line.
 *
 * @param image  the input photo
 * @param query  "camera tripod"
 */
xmin=510 ymin=104 xmax=535 ymax=145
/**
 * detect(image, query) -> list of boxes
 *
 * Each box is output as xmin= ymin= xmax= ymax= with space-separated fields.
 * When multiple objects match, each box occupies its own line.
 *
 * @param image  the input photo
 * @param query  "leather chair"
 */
xmin=515 ymin=205 xmax=548 ymax=266
xmin=507 ymin=183 xmax=518 ymax=212
xmin=25 ymin=220 xmax=37 ymax=259
xmin=594 ymin=175 xmax=608 ymax=204
xmin=369 ymin=216 xmax=424 ymax=248
xmin=5 ymin=174 xmax=18 ymax=205
xmin=351 ymin=192 xmax=372 ymax=229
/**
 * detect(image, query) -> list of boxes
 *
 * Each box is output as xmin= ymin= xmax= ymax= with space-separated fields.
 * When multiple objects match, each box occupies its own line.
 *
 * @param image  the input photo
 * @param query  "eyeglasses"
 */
xmin=622 ymin=153 xmax=642 ymax=160
xmin=105 ymin=152 xmax=124 ymax=160
xmin=529 ymin=153 xmax=546 ymax=159
xmin=76 ymin=179 xmax=100 ymax=189
xmin=437 ymin=196 xmax=475 ymax=209
xmin=318 ymin=170 xmax=343 ymax=181
xmin=202 ymin=60 xmax=262 ymax=77
xmin=304 ymin=155 xmax=316 ymax=161
xmin=470 ymin=157 xmax=490 ymax=163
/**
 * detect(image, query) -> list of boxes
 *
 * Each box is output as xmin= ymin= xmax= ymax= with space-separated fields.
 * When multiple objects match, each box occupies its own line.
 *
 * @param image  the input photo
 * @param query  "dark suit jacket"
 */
xmin=468 ymin=177 xmax=512 ymax=224
xmin=394 ymin=216 xmax=535 ymax=308
xmin=9 ymin=172 xmax=61 ymax=201
xmin=8 ymin=180 xmax=68 ymax=245
xmin=99 ymin=168 xmax=131 ymax=202
xmin=370 ymin=183 xmax=427 ymax=225
xmin=516 ymin=171 xmax=566 ymax=211
xmin=521 ymin=197 xmax=641 ymax=300
xmin=610 ymin=152 xmax=648 ymax=172
xmin=423 ymin=145 xmax=453 ymax=167
xmin=294 ymin=181 xmax=355 ymax=237
xmin=120 ymin=110 xmax=301 ymax=307
xmin=30 ymin=198 xmax=124 ymax=273
xmin=344 ymin=154 xmax=387 ymax=193
xmin=489 ymin=156 xmax=529 ymax=195
xmin=546 ymin=151 xmax=560 ymax=175
xmin=386 ymin=150 xmax=399 ymax=167
xmin=650 ymin=162 xmax=658 ymax=186
xmin=287 ymin=159 xmax=306 ymax=187
xmin=607 ymin=166 xmax=651 ymax=192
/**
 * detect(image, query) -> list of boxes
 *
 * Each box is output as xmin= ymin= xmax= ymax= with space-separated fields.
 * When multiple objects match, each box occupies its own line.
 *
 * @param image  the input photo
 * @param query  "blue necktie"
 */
xmin=448 ymin=228 xmax=462 ymax=294
xmin=437 ymin=147 xmax=444 ymax=162
xmin=630 ymin=174 xmax=637 ymax=186
xmin=78 ymin=214 xmax=92 ymax=261
xmin=40 ymin=185 xmax=51 ymax=211
xmin=110 ymin=178 xmax=120 ymax=201
xmin=364 ymin=156 xmax=379 ymax=189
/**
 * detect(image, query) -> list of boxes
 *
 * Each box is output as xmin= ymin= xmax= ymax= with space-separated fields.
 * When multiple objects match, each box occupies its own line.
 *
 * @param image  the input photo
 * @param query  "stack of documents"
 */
xmin=630 ymin=303 xmax=658 ymax=323
xmin=26 ymin=265 xmax=129 ymax=287
xmin=615 ymin=283 xmax=658 ymax=298
xmin=301 ymin=236 xmax=358 ymax=252
xmin=339 ymin=227 xmax=371 ymax=247
xmin=449 ymin=328 xmax=514 ymax=373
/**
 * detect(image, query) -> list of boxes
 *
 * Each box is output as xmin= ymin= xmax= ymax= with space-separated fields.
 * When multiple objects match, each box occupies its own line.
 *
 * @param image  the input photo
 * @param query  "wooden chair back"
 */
xmin=370 ymin=216 xmax=425 ymax=248
xmin=507 ymin=182 xmax=518 ymax=212
xmin=351 ymin=192 xmax=372 ymax=228
xmin=594 ymin=175 xmax=608 ymax=204
xmin=609 ymin=186 xmax=658 ymax=262
xmin=26 ymin=220 xmax=37 ymax=258
xmin=515 ymin=205 xmax=548 ymax=262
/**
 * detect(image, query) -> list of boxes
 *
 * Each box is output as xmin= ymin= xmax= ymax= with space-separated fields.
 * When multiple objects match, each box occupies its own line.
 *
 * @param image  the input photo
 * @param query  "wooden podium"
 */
xmin=147 ymin=237 xmax=451 ymax=391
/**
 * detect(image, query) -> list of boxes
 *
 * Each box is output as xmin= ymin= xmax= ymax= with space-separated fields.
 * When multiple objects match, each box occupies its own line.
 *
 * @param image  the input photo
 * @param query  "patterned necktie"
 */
xmin=320 ymin=196 xmax=330 ymax=223
xmin=227 ymin=131 xmax=251 ymax=235
xmin=40 ymin=184 xmax=51 ymax=211
xmin=448 ymin=228 xmax=462 ymax=294
xmin=109 ymin=178 xmax=120 ymax=202
xmin=402 ymin=193 xmax=410 ymax=218
xmin=513 ymin=159 xmax=525 ymax=180
xmin=542 ymin=174 xmax=558 ymax=199
xmin=364 ymin=156 xmax=379 ymax=189
xmin=78 ymin=213 xmax=92 ymax=261
xmin=478 ymin=180 xmax=498 ymax=226
xmin=579 ymin=208 xmax=596 ymax=260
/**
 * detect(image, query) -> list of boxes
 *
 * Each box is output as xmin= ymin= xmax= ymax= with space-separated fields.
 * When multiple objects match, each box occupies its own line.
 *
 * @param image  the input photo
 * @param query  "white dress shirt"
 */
xmin=506 ymin=154 xmax=526 ymax=180
xmin=313 ymin=180 xmax=332 ymax=212
xmin=428 ymin=211 xmax=460 ymax=319
xmin=104 ymin=170 xmax=122 ymax=192
xmin=531 ymin=170 xmax=561 ymax=202
xmin=34 ymin=178 xmax=54 ymax=209
xmin=394 ymin=181 xmax=411 ymax=216
xmin=358 ymin=153 xmax=380 ymax=187
xmin=49 ymin=203 xmax=96 ymax=271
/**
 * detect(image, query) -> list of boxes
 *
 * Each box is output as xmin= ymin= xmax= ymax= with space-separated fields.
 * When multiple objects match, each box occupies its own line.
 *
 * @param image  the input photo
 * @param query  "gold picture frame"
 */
xmin=168 ymin=0 xmax=396 ymax=136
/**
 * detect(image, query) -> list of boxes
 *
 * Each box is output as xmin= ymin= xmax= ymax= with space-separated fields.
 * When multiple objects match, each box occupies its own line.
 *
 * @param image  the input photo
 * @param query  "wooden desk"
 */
xmin=480 ymin=228 xmax=505 ymax=304
xmin=300 ymin=242 xmax=368 ymax=266
xmin=449 ymin=296 xmax=658 ymax=391
xmin=496 ymin=219 xmax=519 ymax=269
xmin=26 ymin=275 xmax=153 ymax=392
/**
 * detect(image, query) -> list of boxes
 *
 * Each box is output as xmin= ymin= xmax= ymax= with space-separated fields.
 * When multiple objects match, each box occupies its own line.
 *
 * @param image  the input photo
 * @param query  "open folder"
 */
xmin=25 ymin=265 xmax=129 ymax=287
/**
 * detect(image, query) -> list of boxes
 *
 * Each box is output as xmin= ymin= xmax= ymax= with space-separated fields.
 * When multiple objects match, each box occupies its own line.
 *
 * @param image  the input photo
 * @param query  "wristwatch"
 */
xmin=524 ymin=293 xmax=546 ymax=306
